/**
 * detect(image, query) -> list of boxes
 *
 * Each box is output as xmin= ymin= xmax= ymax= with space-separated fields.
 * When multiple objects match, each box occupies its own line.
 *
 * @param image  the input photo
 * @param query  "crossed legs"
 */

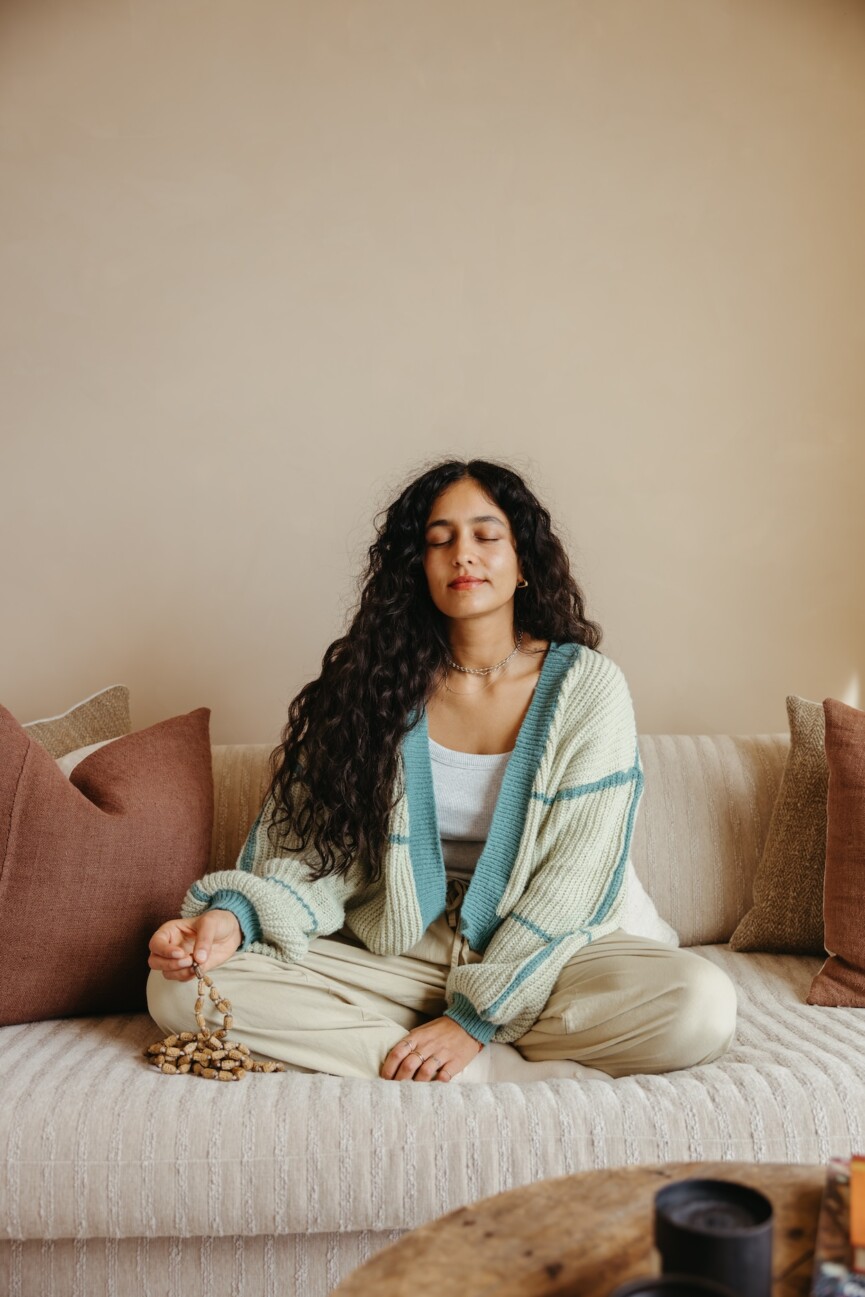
xmin=146 ymin=921 xmax=736 ymax=1081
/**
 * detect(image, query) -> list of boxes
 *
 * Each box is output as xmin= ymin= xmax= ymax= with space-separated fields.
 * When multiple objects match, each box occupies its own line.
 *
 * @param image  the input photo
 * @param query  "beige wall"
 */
xmin=3 ymin=0 xmax=864 ymax=743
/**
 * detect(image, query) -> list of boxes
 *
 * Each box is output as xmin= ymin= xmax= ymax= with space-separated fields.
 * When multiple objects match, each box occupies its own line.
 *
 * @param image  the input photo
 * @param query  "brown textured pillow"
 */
xmin=807 ymin=698 xmax=865 ymax=1006
xmin=22 ymin=684 xmax=132 ymax=758
xmin=0 ymin=703 xmax=213 ymax=1025
xmin=729 ymin=695 xmax=827 ymax=954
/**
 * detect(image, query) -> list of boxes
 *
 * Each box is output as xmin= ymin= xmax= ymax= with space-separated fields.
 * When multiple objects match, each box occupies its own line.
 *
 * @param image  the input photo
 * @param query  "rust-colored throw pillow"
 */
xmin=729 ymin=695 xmax=828 ymax=954
xmin=22 ymin=684 xmax=132 ymax=758
xmin=807 ymin=698 xmax=865 ymax=1007
xmin=0 ymin=704 xmax=213 ymax=1025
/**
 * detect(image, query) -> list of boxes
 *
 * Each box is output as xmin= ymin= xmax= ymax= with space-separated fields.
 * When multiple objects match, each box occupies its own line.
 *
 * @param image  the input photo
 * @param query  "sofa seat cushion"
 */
xmin=2 ymin=947 xmax=863 ymax=1243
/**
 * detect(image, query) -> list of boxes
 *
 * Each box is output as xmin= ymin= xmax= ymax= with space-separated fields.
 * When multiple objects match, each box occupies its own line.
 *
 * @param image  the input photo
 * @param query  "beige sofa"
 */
xmin=4 ymin=731 xmax=864 ymax=1297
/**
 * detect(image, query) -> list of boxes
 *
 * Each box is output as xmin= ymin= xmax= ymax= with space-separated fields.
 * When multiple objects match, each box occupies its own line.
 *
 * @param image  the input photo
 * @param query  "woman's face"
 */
xmin=422 ymin=478 xmax=523 ymax=623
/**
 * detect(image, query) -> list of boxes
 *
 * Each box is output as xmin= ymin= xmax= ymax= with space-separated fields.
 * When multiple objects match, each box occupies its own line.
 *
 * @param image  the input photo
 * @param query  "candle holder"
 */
xmin=654 ymin=1179 xmax=773 ymax=1297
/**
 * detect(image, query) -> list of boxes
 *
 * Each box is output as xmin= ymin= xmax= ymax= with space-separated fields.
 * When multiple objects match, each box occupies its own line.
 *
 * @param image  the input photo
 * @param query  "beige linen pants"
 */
xmin=147 ymin=883 xmax=737 ymax=1081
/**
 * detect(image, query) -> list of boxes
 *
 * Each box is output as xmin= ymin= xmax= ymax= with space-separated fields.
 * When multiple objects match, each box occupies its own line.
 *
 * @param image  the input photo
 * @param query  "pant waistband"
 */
xmin=445 ymin=877 xmax=468 ymax=922
xmin=444 ymin=878 xmax=471 ymax=970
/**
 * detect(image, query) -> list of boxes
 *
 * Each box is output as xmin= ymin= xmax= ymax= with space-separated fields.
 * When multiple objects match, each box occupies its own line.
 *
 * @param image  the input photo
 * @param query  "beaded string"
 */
xmin=143 ymin=962 xmax=286 ymax=1081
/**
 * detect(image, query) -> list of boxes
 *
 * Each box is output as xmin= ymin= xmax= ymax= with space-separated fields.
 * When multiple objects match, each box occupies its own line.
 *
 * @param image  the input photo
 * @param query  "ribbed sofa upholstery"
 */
xmin=4 ymin=733 xmax=865 ymax=1297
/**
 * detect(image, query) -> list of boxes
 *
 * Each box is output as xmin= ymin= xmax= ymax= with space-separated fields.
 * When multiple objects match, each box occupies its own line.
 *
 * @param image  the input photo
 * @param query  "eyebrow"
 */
xmin=425 ymin=514 xmax=507 ymax=530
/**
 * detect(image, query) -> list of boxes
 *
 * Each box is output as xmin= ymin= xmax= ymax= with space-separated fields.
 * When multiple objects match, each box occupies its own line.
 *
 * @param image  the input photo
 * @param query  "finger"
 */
xmin=395 ymin=1044 xmax=430 ymax=1081
xmin=191 ymin=931 xmax=211 ymax=967
xmin=380 ymin=1036 xmax=424 ymax=1081
xmin=380 ymin=1039 xmax=416 ymax=1081
xmin=412 ymin=1053 xmax=450 ymax=1083
xmin=178 ymin=923 xmax=212 ymax=975
xmin=147 ymin=951 xmax=194 ymax=971
xmin=159 ymin=966 xmax=198 ymax=982
xmin=148 ymin=925 xmax=187 ymax=955
xmin=189 ymin=910 xmax=232 ymax=969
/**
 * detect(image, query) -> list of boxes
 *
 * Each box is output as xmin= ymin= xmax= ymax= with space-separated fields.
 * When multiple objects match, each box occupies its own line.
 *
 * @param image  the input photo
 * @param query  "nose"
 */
xmin=452 ymin=539 xmax=477 ymax=568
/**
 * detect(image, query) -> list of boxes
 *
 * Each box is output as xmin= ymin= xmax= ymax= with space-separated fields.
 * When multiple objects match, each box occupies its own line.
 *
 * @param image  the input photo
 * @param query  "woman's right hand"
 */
xmin=148 ymin=910 xmax=242 ymax=981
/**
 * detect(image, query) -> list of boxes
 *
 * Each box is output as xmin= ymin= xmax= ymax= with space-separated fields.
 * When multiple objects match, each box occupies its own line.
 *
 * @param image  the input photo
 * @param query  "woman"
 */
xmin=147 ymin=459 xmax=737 ymax=1082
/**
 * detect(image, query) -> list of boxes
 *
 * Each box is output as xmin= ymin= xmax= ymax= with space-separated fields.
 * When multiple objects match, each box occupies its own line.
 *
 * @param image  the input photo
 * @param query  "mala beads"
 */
xmin=144 ymin=962 xmax=286 ymax=1081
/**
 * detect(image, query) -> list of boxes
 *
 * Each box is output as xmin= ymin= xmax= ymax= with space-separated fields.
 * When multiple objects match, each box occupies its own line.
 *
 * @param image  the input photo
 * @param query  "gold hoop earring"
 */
xmin=516 ymin=578 xmax=528 ymax=589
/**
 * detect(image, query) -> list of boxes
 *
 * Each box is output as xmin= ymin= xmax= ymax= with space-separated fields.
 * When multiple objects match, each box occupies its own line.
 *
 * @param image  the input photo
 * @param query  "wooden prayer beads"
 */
xmin=144 ymin=963 xmax=286 ymax=1081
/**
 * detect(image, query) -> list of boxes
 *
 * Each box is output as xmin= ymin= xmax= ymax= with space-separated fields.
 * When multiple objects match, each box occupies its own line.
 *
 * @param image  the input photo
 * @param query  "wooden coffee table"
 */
xmin=333 ymin=1162 xmax=825 ymax=1296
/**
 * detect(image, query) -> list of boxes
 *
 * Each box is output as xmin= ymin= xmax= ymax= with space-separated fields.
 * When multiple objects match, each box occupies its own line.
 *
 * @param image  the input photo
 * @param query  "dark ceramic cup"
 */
xmin=654 ymin=1180 xmax=773 ymax=1297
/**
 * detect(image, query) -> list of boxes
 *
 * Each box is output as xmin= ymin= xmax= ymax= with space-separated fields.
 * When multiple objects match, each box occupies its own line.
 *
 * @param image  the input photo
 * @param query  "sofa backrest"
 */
xmin=632 ymin=733 xmax=788 ymax=945
xmin=209 ymin=744 xmax=273 ymax=873
xmin=209 ymin=733 xmax=789 ymax=948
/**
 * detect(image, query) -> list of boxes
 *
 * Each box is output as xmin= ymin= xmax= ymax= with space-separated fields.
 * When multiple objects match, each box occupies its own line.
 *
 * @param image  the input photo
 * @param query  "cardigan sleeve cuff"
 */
xmin=207 ymin=889 xmax=263 ymax=951
xmin=444 ymin=993 xmax=498 ymax=1046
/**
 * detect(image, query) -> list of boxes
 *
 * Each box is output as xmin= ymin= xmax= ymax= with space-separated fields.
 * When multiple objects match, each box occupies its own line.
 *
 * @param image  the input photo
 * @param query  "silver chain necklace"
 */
xmin=446 ymin=631 xmax=523 ymax=676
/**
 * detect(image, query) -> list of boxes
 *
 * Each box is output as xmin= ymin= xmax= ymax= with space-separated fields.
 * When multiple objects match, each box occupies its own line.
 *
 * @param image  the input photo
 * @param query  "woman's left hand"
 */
xmin=380 ymin=1017 xmax=484 ymax=1082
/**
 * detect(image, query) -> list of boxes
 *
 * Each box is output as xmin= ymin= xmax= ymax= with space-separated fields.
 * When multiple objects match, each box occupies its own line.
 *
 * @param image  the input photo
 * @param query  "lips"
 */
xmin=449 ymin=578 xmax=486 ymax=589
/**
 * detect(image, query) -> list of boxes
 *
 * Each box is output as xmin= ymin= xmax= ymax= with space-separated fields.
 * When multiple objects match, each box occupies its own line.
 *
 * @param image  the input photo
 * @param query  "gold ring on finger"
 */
xmin=441 ymin=1067 xmax=453 ymax=1081
xmin=410 ymin=1049 xmax=426 ymax=1062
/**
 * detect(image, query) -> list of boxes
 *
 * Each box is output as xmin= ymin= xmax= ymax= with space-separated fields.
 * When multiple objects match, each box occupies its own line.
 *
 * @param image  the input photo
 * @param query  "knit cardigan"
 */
xmin=180 ymin=642 xmax=645 ymax=1046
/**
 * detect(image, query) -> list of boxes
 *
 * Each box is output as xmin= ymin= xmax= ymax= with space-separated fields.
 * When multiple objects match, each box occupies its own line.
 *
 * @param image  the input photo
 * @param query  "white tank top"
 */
xmin=428 ymin=737 xmax=513 ymax=882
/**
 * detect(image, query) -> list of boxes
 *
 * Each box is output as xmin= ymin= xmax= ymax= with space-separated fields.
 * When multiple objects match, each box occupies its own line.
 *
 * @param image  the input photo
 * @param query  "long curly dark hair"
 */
xmin=265 ymin=458 xmax=602 ymax=883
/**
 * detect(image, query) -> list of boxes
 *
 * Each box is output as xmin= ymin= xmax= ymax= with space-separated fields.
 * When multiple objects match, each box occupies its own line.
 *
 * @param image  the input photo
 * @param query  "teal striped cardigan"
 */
xmin=181 ymin=643 xmax=645 ymax=1045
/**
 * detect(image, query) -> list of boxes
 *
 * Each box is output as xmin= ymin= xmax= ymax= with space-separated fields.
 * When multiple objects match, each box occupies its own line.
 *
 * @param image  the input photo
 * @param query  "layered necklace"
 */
xmin=445 ymin=631 xmax=523 ymax=678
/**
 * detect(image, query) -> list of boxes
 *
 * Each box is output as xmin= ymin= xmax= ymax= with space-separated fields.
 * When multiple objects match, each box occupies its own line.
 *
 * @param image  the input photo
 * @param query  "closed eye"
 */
xmin=426 ymin=535 xmax=502 ymax=547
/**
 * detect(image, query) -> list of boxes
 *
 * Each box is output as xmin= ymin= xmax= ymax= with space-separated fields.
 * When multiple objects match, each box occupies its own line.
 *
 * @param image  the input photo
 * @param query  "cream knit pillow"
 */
xmin=729 ymin=695 xmax=827 ymax=955
xmin=22 ymin=684 xmax=131 ymax=758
